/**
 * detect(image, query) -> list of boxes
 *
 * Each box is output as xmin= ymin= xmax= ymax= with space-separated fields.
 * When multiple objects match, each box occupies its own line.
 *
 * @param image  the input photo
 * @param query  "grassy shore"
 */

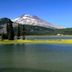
xmin=0 ymin=39 xmax=72 ymax=44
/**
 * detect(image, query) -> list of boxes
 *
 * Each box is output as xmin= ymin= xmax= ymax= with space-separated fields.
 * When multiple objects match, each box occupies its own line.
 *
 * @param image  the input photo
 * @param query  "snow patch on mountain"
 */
xmin=13 ymin=14 xmax=64 ymax=29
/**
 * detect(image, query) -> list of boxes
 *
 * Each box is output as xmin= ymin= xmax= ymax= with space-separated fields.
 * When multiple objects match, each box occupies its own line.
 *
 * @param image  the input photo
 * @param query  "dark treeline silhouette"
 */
xmin=0 ymin=18 xmax=26 ymax=40
xmin=0 ymin=18 xmax=14 ymax=40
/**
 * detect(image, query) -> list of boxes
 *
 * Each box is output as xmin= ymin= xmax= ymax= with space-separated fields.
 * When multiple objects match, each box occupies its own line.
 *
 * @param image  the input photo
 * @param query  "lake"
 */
xmin=0 ymin=36 xmax=72 ymax=72
xmin=26 ymin=35 xmax=72 ymax=40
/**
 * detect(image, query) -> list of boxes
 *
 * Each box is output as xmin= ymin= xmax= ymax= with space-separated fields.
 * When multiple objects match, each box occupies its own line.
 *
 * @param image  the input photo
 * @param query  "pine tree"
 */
xmin=17 ymin=24 xmax=21 ymax=39
xmin=7 ymin=20 xmax=14 ymax=40
xmin=22 ymin=25 xmax=26 ymax=40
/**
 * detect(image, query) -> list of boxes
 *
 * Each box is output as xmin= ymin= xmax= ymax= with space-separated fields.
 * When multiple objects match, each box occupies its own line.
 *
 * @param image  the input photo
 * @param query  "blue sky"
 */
xmin=0 ymin=0 xmax=72 ymax=28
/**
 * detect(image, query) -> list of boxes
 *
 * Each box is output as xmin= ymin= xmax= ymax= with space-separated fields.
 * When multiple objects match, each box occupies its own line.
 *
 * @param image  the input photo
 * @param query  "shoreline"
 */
xmin=0 ymin=39 xmax=72 ymax=44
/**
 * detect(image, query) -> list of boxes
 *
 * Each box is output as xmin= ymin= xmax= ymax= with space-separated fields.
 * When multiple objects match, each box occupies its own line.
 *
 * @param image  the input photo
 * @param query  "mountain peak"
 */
xmin=13 ymin=14 xmax=64 ymax=29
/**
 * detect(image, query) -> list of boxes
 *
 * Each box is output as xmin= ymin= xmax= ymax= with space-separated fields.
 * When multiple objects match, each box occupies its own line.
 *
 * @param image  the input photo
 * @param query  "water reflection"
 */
xmin=0 ymin=44 xmax=26 ymax=68
xmin=0 ymin=43 xmax=72 ymax=72
xmin=0 ymin=44 xmax=13 ymax=68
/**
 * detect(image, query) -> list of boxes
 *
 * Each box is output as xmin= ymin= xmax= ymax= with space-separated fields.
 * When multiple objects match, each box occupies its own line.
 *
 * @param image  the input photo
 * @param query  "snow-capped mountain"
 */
xmin=13 ymin=14 xmax=64 ymax=29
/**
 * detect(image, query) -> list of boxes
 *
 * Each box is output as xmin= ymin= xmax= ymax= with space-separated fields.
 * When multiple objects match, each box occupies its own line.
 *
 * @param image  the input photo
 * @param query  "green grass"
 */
xmin=0 ymin=39 xmax=72 ymax=44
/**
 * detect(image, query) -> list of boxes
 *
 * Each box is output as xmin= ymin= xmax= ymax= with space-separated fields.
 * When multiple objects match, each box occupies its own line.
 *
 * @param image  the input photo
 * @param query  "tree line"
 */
xmin=0 ymin=18 xmax=26 ymax=40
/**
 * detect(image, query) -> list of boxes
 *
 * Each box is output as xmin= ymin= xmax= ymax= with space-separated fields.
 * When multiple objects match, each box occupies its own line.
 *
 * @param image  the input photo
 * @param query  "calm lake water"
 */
xmin=0 ymin=36 xmax=72 ymax=72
